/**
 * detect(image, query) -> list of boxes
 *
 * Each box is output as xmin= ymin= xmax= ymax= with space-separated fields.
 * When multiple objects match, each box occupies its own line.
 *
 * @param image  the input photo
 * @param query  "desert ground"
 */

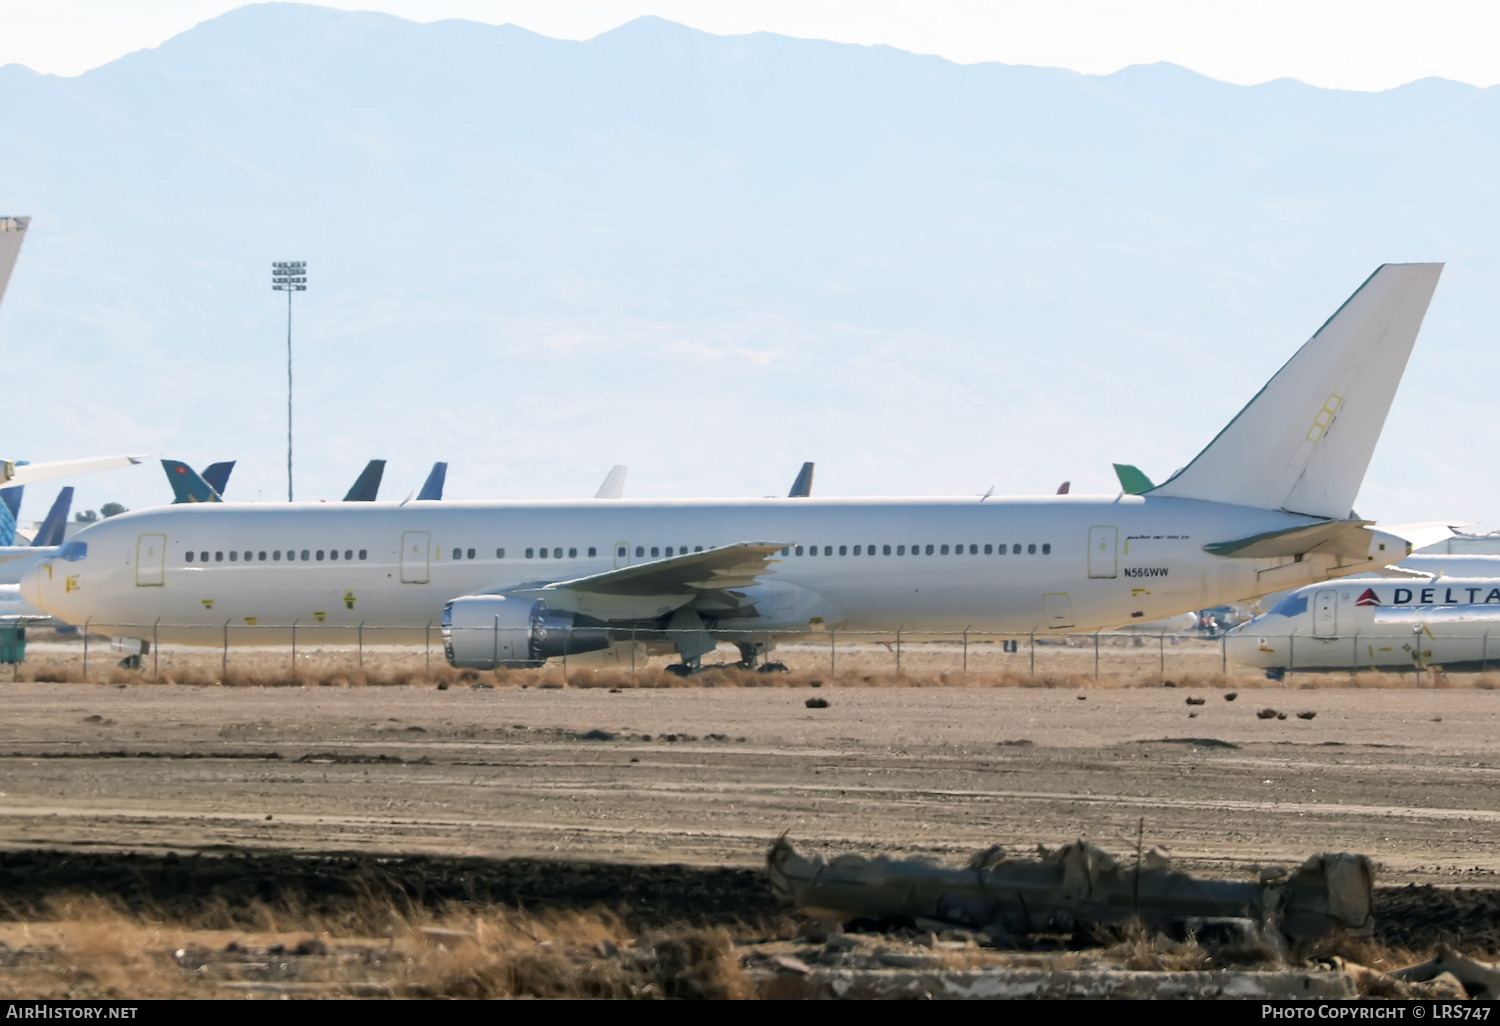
xmin=4 ymin=654 xmax=1500 ymax=997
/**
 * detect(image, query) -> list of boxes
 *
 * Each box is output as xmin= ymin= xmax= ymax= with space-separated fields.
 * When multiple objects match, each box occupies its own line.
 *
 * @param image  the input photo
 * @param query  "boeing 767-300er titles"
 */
xmin=27 ymin=264 xmax=1443 ymax=672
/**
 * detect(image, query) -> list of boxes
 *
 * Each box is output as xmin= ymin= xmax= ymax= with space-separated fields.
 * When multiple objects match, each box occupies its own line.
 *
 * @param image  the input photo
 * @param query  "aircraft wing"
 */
xmin=1 ymin=455 xmax=146 ymax=488
xmin=541 ymin=542 xmax=787 ymax=596
xmin=1380 ymin=520 xmax=1471 ymax=552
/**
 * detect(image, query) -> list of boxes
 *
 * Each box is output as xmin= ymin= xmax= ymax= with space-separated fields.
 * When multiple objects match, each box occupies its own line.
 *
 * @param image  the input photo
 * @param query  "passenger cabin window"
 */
xmin=588 ymin=547 xmax=596 ymax=557
xmin=497 ymin=548 xmax=506 ymax=558
xmin=897 ymin=545 xmax=905 ymax=555
xmin=969 ymin=544 xmax=978 ymax=555
xmin=259 ymin=551 xmax=267 ymax=561
xmin=344 ymin=550 xmax=352 ymax=560
xmin=984 ymin=544 xmax=992 ymax=554
xmin=539 ymin=548 xmax=549 ymax=559
xmin=230 ymin=551 xmax=238 ymax=562
xmin=273 ymin=551 xmax=281 ymax=561
xmin=452 ymin=548 xmax=460 ymax=560
xmin=553 ymin=548 xmax=562 ymax=559
xmin=359 ymin=550 xmax=367 ymax=560
xmin=635 ymin=546 xmax=644 ymax=558
xmin=884 ymin=545 xmax=891 ymax=555
xmin=1042 ymin=543 xmax=1051 ymax=554
xmin=840 ymin=545 xmax=848 ymax=556
xmin=651 ymin=547 xmax=660 ymax=557
xmin=940 ymin=544 xmax=949 ymax=555
xmin=781 ymin=547 xmax=790 ymax=556
xmin=468 ymin=548 xmax=476 ymax=559
xmin=1028 ymin=544 xmax=1037 ymax=554
xmin=215 ymin=552 xmax=224 ymax=562
xmin=316 ymin=550 xmax=325 ymax=560
xmin=186 ymin=551 xmax=194 ymax=563
xmin=331 ymin=550 xmax=339 ymax=561
xmin=794 ymin=546 xmax=804 ymax=556
xmin=301 ymin=550 xmax=310 ymax=560
xmin=526 ymin=548 xmax=534 ymax=558
xmin=925 ymin=544 xmax=934 ymax=555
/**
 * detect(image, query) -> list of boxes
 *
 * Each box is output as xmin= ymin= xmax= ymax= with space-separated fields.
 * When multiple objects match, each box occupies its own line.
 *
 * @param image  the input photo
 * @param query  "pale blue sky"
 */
xmin=2 ymin=0 xmax=1499 ymax=89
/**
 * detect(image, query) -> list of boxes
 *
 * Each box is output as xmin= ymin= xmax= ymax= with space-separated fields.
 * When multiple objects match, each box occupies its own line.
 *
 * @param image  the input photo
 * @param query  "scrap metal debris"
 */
xmin=767 ymin=837 xmax=1373 ymax=946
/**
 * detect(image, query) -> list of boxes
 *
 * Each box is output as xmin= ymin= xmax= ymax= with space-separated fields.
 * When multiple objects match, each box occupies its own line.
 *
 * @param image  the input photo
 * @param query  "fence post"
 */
xmin=1287 ymin=629 xmax=1295 ymax=684
xmin=1484 ymin=631 xmax=1490 ymax=674
xmin=1093 ymin=632 xmax=1100 ymax=680
xmin=963 ymin=627 xmax=969 ymax=673
xmin=152 ymin=618 xmax=160 ymax=680
xmin=358 ymin=621 xmax=365 ymax=668
xmin=895 ymin=629 xmax=902 ymax=676
xmin=631 ymin=628 xmax=637 ymax=679
xmin=563 ymin=625 xmax=570 ymax=680
xmin=82 ymin=618 xmax=91 ymax=679
xmin=425 ymin=621 xmax=431 ymax=676
xmin=829 ymin=629 xmax=835 ymax=676
xmin=222 ymin=619 xmax=230 ymax=681
xmin=1220 ymin=633 xmax=1226 ymax=674
xmin=1352 ymin=631 xmax=1360 ymax=677
xmin=1159 ymin=629 xmax=1167 ymax=677
xmin=1029 ymin=630 xmax=1036 ymax=679
xmin=291 ymin=619 xmax=298 ymax=679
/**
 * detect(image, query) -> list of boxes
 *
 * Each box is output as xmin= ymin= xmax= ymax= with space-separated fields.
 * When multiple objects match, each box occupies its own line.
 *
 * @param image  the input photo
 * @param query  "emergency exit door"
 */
xmin=400 ymin=531 xmax=430 ymax=584
xmin=135 ymin=534 xmax=166 ymax=587
xmin=1088 ymin=526 xmax=1118 ymax=578
xmin=1313 ymin=589 xmax=1338 ymax=637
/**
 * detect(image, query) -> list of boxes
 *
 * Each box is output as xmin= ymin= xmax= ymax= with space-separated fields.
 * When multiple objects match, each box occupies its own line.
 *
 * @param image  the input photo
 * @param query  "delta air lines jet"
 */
xmin=26 ymin=264 xmax=1444 ymax=672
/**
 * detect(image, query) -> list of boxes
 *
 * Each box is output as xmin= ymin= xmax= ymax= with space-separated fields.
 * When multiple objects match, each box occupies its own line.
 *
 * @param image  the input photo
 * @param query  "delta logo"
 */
xmin=1355 ymin=588 xmax=1381 ymax=607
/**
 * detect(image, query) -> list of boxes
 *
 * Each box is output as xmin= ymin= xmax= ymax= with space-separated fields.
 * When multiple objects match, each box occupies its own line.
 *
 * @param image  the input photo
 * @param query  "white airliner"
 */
xmin=1226 ymin=576 xmax=1500 ymax=677
xmin=26 ymin=264 xmax=1443 ymax=672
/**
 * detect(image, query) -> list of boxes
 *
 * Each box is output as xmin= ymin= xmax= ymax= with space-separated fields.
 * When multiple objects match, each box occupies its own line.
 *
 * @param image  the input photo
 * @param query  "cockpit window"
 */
xmin=1269 ymin=593 xmax=1309 ymax=618
xmin=56 ymin=540 xmax=88 ymax=562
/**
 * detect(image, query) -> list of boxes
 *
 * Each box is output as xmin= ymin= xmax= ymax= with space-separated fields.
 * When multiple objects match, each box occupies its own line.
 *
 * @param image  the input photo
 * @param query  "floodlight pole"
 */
xmin=271 ymin=261 xmax=307 ymax=501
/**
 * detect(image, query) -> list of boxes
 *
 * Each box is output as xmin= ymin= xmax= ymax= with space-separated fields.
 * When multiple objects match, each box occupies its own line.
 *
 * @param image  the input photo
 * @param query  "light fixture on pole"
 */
xmin=271 ymin=261 xmax=307 ymax=501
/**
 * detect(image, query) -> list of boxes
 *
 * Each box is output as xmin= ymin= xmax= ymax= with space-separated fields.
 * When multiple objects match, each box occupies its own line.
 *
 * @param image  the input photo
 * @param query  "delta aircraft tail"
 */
xmin=1149 ymin=263 xmax=1442 ymax=519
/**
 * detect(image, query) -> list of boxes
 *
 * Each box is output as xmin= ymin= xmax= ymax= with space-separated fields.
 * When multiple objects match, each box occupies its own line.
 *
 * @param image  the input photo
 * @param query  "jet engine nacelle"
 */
xmin=441 ymin=595 xmax=611 ymax=669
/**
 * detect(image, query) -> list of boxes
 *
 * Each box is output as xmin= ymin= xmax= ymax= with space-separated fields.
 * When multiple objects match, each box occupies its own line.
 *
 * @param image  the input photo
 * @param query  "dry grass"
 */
xmin=0 ymin=898 xmax=756 ymax=1000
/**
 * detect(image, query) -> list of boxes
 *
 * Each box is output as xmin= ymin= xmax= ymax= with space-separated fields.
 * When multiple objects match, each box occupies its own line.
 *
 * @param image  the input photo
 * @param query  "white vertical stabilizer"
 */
xmin=594 ymin=465 xmax=628 ymax=499
xmin=0 ymin=216 xmax=30 ymax=308
xmin=1150 ymin=263 xmax=1442 ymax=519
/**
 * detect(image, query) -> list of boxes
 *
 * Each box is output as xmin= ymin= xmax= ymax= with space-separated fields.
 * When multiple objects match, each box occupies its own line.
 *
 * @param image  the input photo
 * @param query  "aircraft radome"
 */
xmin=26 ymin=264 xmax=1444 ymax=673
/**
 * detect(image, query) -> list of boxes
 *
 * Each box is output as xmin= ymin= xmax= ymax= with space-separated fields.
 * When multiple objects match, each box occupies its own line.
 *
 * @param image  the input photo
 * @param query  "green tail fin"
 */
xmin=1113 ymin=463 xmax=1155 ymax=495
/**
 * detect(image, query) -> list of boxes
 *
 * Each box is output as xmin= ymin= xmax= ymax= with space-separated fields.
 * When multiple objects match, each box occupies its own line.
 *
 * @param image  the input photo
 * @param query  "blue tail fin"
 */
xmin=200 ymin=461 xmax=235 ymax=498
xmin=787 ymin=462 xmax=815 ymax=498
xmin=0 ymin=487 xmax=22 ymax=548
xmin=344 ymin=460 xmax=386 ymax=502
xmin=162 ymin=459 xmax=221 ymax=503
xmin=417 ymin=462 xmax=447 ymax=501
xmin=33 ymin=487 xmax=73 ymax=547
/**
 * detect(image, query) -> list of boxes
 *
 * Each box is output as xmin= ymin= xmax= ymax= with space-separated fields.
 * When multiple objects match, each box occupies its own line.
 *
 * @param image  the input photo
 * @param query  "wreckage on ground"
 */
xmin=767 ymin=836 xmax=1373 ymax=947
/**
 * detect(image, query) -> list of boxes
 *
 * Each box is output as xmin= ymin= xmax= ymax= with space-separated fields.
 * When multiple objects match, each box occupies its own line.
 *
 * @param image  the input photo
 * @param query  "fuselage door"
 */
xmin=400 ymin=531 xmax=431 ymax=584
xmin=1043 ymin=592 xmax=1075 ymax=628
xmin=1313 ymin=589 xmax=1338 ymax=637
xmin=135 ymin=533 xmax=166 ymax=587
xmin=1087 ymin=526 xmax=1118 ymax=579
xmin=613 ymin=540 xmax=631 ymax=570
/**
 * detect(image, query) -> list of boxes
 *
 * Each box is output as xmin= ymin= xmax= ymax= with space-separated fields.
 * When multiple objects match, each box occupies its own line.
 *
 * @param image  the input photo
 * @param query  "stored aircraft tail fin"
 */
xmin=0 ymin=462 xmax=26 ymax=546
xmin=1149 ymin=263 xmax=1442 ymax=519
xmin=788 ymin=462 xmax=815 ymax=498
xmin=0 ymin=216 xmax=30 ymax=308
xmin=417 ymin=462 xmax=447 ymax=501
xmin=200 ymin=461 xmax=235 ymax=497
xmin=33 ymin=487 xmax=73 ymax=547
xmin=594 ymin=465 xmax=627 ymax=500
xmin=344 ymin=460 xmax=385 ymax=502
xmin=162 ymin=459 xmax=221 ymax=503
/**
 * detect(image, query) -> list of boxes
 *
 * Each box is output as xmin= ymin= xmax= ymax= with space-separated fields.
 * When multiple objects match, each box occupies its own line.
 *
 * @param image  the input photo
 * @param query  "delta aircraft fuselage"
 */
xmin=27 ymin=494 xmax=1398 ymax=647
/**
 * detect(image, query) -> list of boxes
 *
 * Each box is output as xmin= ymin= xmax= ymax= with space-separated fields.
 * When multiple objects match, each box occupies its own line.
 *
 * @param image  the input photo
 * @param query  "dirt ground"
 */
xmin=2 ymin=678 xmax=1499 ymax=883
xmin=6 ymin=677 xmax=1500 ymax=995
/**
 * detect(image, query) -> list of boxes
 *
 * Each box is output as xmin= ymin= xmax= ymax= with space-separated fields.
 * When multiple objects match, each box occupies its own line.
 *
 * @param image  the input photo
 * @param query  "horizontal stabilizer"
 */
xmin=1204 ymin=519 xmax=1375 ymax=559
xmin=594 ymin=465 xmax=628 ymax=500
xmin=163 ymin=460 xmax=221 ymax=503
xmin=201 ymin=461 xmax=235 ymax=498
xmin=1150 ymin=264 xmax=1442 ymax=518
xmin=788 ymin=462 xmax=815 ymax=498
xmin=344 ymin=460 xmax=386 ymax=502
xmin=0 ymin=454 xmax=145 ymax=489
xmin=33 ymin=487 xmax=73 ymax=547
xmin=417 ymin=462 xmax=447 ymax=501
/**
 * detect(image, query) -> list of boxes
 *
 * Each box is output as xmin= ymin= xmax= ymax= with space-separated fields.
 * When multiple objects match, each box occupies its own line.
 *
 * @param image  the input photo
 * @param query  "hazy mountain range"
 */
xmin=1 ymin=3 xmax=1496 ymax=524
